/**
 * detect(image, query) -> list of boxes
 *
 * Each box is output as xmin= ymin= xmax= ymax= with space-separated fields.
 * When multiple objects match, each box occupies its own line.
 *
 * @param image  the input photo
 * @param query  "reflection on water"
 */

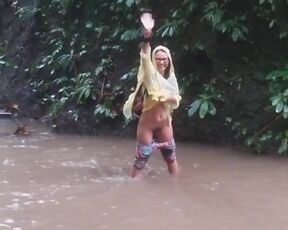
xmin=1 ymin=119 xmax=288 ymax=230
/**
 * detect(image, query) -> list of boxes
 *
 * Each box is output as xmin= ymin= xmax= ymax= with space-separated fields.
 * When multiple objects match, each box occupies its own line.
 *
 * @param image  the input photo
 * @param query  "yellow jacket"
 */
xmin=123 ymin=45 xmax=181 ymax=119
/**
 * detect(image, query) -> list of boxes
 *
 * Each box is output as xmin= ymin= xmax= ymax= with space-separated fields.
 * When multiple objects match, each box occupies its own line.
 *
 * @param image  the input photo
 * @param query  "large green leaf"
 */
xmin=199 ymin=101 xmax=209 ymax=119
xmin=275 ymin=101 xmax=284 ymax=113
xmin=120 ymin=29 xmax=138 ymax=41
xmin=188 ymin=99 xmax=202 ymax=117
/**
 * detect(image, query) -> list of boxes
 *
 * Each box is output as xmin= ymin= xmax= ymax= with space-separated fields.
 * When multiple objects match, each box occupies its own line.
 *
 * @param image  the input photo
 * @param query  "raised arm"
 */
xmin=137 ymin=12 xmax=156 ymax=90
xmin=140 ymin=12 xmax=154 ymax=54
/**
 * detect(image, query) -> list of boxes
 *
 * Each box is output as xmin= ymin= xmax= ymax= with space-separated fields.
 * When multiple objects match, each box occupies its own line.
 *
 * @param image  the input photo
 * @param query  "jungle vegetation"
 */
xmin=1 ymin=0 xmax=288 ymax=154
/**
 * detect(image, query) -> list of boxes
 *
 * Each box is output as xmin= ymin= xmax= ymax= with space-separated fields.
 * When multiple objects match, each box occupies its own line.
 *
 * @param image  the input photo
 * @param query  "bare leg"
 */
xmin=167 ymin=159 xmax=180 ymax=176
xmin=131 ymin=166 xmax=143 ymax=178
xmin=155 ymin=125 xmax=180 ymax=176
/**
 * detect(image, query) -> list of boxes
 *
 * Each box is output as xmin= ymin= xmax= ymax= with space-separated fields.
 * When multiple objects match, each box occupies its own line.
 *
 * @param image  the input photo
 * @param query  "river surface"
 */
xmin=1 ymin=119 xmax=288 ymax=230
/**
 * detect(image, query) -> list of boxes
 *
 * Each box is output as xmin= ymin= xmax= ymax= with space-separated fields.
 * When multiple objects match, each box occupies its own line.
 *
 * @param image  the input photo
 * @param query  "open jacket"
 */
xmin=123 ymin=45 xmax=181 ymax=119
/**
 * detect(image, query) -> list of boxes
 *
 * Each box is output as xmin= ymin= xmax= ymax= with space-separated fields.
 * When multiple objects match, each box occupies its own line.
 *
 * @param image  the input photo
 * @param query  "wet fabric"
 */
xmin=123 ymin=45 xmax=181 ymax=119
xmin=133 ymin=139 xmax=176 ymax=169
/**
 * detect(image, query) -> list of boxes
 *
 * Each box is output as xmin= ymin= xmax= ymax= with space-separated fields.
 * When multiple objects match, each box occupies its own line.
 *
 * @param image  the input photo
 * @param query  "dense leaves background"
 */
xmin=0 ymin=0 xmax=287 ymax=154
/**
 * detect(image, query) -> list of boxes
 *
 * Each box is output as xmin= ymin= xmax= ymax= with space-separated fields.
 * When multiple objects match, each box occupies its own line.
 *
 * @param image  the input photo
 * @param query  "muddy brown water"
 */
xmin=1 ymin=119 xmax=288 ymax=230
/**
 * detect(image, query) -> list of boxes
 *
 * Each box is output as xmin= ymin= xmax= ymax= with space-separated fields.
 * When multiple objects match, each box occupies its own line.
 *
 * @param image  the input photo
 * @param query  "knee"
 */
xmin=133 ymin=143 xmax=153 ymax=169
xmin=133 ymin=157 xmax=149 ymax=169
xmin=161 ymin=148 xmax=176 ymax=164
xmin=160 ymin=139 xmax=176 ymax=163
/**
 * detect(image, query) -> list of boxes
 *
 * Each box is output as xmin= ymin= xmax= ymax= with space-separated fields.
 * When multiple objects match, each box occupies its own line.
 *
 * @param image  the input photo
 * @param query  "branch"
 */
xmin=254 ymin=114 xmax=283 ymax=137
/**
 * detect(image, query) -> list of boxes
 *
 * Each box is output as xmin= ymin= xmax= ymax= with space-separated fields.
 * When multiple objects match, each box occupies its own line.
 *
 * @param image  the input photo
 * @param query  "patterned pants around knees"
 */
xmin=133 ymin=139 xmax=176 ymax=169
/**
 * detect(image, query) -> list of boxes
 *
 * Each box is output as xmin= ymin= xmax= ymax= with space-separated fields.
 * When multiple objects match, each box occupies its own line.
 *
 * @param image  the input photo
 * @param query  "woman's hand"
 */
xmin=165 ymin=97 xmax=177 ymax=105
xmin=132 ymin=96 xmax=143 ymax=116
xmin=140 ymin=12 xmax=154 ymax=53
xmin=140 ymin=12 xmax=154 ymax=31
xmin=141 ymin=12 xmax=154 ymax=39
xmin=159 ymin=96 xmax=177 ymax=104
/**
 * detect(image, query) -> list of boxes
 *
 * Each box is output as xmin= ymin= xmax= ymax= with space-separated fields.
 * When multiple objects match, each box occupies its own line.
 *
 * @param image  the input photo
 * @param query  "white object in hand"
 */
xmin=140 ymin=13 xmax=154 ymax=30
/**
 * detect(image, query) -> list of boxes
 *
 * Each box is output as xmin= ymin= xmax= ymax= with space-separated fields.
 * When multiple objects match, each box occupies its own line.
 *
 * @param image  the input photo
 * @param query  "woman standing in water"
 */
xmin=123 ymin=12 xmax=182 ymax=178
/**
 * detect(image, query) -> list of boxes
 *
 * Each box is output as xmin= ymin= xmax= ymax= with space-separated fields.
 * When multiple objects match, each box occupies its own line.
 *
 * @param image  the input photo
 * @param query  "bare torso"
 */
xmin=139 ymin=102 xmax=170 ymax=129
xmin=136 ymin=102 xmax=173 ymax=145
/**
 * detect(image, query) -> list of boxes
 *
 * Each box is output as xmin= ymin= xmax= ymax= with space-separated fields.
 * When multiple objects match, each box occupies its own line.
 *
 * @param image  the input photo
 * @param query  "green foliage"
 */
xmin=15 ymin=5 xmax=37 ymax=19
xmin=265 ymin=64 xmax=288 ymax=154
xmin=230 ymin=63 xmax=288 ymax=154
xmin=120 ymin=29 xmax=139 ymax=41
xmin=28 ymin=0 xmax=143 ymax=119
xmin=266 ymin=64 xmax=288 ymax=120
xmin=94 ymin=103 xmax=117 ymax=119
xmin=188 ymin=97 xmax=215 ymax=119
xmin=0 ymin=41 xmax=16 ymax=72
xmin=0 ymin=55 xmax=12 ymax=68
xmin=72 ymin=72 xmax=92 ymax=104
xmin=187 ymin=78 xmax=223 ymax=119
xmin=202 ymin=1 xmax=248 ymax=41
xmin=256 ymin=0 xmax=288 ymax=39
xmin=11 ymin=0 xmax=288 ymax=154
xmin=271 ymin=90 xmax=288 ymax=119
